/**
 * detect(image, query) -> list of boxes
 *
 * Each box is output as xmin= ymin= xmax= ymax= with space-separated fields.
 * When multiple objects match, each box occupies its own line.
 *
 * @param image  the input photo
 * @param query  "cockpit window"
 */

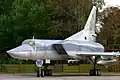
xmin=28 ymin=41 xmax=35 ymax=46
xmin=22 ymin=40 xmax=35 ymax=46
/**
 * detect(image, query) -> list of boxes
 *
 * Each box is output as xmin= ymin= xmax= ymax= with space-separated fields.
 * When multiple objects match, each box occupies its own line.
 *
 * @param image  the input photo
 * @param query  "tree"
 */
xmin=98 ymin=7 xmax=120 ymax=49
xmin=48 ymin=0 xmax=93 ymax=39
xmin=0 ymin=0 xmax=52 ymax=62
xmin=0 ymin=0 xmax=93 ymax=63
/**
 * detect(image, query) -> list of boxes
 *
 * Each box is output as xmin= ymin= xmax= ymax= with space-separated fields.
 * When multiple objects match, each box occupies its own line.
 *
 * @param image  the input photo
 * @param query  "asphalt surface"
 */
xmin=2 ymin=73 xmax=120 ymax=80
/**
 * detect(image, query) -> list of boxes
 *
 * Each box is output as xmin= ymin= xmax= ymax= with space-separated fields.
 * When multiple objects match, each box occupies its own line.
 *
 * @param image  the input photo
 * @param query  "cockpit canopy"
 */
xmin=22 ymin=39 xmax=36 ymax=46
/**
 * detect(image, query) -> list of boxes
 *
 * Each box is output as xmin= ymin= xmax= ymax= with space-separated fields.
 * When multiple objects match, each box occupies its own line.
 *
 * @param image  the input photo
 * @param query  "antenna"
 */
xmin=32 ymin=36 xmax=37 ymax=55
xmin=32 ymin=36 xmax=35 ymax=39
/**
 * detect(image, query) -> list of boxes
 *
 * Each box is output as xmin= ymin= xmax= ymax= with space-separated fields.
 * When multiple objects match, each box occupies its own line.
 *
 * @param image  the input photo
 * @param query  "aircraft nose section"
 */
xmin=7 ymin=50 xmax=16 ymax=56
xmin=6 ymin=44 xmax=34 ymax=59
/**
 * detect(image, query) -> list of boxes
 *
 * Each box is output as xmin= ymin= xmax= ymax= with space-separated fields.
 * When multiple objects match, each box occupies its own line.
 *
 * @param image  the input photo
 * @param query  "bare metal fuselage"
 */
xmin=7 ymin=39 xmax=104 ymax=60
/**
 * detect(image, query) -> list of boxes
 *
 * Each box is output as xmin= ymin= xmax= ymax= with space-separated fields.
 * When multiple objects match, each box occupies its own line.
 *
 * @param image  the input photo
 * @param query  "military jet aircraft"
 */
xmin=7 ymin=5 xmax=120 ymax=77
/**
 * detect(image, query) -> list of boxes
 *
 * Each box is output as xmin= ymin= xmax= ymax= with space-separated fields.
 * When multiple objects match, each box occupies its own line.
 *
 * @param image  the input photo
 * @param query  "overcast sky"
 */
xmin=104 ymin=0 xmax=120 ymax=7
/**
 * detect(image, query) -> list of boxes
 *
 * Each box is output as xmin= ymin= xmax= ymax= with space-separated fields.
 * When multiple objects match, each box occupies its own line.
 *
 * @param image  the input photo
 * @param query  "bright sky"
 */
xmin=104 ymin=0 xmax=120 ymax=7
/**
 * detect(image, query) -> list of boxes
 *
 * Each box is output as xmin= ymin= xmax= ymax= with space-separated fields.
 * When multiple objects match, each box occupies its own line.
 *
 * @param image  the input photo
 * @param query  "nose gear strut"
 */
xmin=36 ymin=60 xmax=52 ymax=77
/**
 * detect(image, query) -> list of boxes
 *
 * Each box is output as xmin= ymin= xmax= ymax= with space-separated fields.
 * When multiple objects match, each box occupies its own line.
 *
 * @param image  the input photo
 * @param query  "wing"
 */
xmin=76 ymin=52 xmax=120 ymax=56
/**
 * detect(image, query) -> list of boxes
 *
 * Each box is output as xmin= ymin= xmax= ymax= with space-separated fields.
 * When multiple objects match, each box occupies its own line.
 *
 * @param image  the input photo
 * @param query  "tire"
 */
xmin=96 ymin=69 xmax=101 ymax=76
xmin=37 ymin=67 xmax=40 ymax=77
xmin=41 ymin=69 xmax=44 ymax=77
xmin=89 ymin=69 xmax=101 ymax=76
xmin=48 ymin=69 xmax=52 ymax=76
xmin=44 ymin=69 xmax=48 ymax=76
xmin=89 ymin=69 xmax=94 ymax=76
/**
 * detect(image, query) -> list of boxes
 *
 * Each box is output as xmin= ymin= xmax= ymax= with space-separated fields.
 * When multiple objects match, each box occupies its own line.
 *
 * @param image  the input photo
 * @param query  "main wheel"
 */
xmin=89 ymin=69 xmax=101 ymax=76
xmin=97 ymin=69 xmax=101 ymax=76
xmin=89 ymin=69 xmax=94 ymax=76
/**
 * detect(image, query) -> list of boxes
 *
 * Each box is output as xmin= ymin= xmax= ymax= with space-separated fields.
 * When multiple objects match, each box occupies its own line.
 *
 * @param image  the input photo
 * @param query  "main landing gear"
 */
xmin=89 ymin=56 xmax=101 ymax=76
xmin=36 ymin=60 xmax=52 ymax=77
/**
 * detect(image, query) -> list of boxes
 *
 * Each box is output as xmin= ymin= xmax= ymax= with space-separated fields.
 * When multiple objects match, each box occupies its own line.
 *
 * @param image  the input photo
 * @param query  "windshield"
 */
xmin=22 ymin=40 xmax=35 ymax=46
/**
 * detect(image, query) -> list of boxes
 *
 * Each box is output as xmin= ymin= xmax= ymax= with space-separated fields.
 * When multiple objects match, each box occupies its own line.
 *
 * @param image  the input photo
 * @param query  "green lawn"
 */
xmin=64 ymin=64 xmax=108 ymax=73
xmin=0 ymin=64 xmax=110 ymax=73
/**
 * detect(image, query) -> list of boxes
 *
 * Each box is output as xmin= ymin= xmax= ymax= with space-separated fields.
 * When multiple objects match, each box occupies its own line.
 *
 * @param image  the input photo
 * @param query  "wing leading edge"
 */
xmin=76 ymin=52 xmax=120 ymax=56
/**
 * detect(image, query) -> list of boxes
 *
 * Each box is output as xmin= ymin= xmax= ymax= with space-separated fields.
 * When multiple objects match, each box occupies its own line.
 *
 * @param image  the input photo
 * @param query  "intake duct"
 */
xmin=53 ymin=44 xmax=67 ymax=54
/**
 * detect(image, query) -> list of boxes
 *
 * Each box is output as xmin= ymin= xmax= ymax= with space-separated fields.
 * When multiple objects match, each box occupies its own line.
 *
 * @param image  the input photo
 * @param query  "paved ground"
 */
xmin=2 ymin=73 xmax=120 ymax=80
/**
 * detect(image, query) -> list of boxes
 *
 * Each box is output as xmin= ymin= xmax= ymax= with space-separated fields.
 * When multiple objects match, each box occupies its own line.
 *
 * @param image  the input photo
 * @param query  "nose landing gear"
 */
xmin=36 ymin=60 xmax=52 ymax=77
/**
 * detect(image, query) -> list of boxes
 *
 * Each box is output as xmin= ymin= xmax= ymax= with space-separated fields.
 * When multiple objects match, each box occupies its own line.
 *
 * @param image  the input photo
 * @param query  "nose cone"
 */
xmin=7 ymin=44 xmax=34 ymax=59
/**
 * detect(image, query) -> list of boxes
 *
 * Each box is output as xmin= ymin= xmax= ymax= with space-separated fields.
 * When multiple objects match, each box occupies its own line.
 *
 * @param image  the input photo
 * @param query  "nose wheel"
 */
xmin=37 ymin=67 xmax=44 ymax=77
xmin=36 ymin=67 xmax=52 ymax=77
xmin=36 ymin=60 xmax=52 ymax=77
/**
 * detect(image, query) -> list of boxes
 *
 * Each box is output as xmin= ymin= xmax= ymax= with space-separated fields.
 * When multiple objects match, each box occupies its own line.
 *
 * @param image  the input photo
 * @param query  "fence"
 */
xmin=108 ymin=56 xmax=120 ymax=72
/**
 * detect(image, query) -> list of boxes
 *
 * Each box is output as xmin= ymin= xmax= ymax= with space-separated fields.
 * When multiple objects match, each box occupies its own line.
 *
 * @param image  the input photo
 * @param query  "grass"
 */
xmin=0 ymin=64 xmax=36 ymax=73
xmin=0 ymin=64 xmax=110 ymax=73
xmin=63 ymin=64 xmax=108 ymax=73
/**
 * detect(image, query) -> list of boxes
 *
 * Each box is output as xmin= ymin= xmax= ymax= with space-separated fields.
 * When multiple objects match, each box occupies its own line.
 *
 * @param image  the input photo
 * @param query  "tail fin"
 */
xmin=65 ymin=6 xmax=97 ymax=41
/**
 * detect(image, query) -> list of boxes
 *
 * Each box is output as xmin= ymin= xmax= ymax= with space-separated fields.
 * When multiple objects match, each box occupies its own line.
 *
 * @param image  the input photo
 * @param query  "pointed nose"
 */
xmin=7 ymin=50 xmax=28 ymax=59
xmin=7 ymin=50 xmax=15 ymax=55
xmin=6 ymin=44 xmax=34 ymax=59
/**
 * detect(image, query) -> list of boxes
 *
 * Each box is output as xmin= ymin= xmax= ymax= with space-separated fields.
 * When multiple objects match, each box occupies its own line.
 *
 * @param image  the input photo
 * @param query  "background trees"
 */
xmin=98 ymin=7 xmax=120 ymax=49
xmin=48 ymin=0 xmax=92 ymax=39
xmin=0 ymin=0 xmax=120 ymax=63
xmin=0 ymin=0 xmax=93 ymax=63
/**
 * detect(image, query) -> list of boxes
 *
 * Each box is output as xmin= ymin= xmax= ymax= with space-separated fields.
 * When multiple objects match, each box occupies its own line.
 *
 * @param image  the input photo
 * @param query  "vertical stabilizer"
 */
xmin=66 ymin=6 xmax=97 ymax=41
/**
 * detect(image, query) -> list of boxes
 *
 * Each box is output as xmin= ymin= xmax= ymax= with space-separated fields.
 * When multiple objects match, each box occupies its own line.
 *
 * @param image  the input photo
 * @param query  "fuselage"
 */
xmin=7 ymin=39 xmax=104 ymax=60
